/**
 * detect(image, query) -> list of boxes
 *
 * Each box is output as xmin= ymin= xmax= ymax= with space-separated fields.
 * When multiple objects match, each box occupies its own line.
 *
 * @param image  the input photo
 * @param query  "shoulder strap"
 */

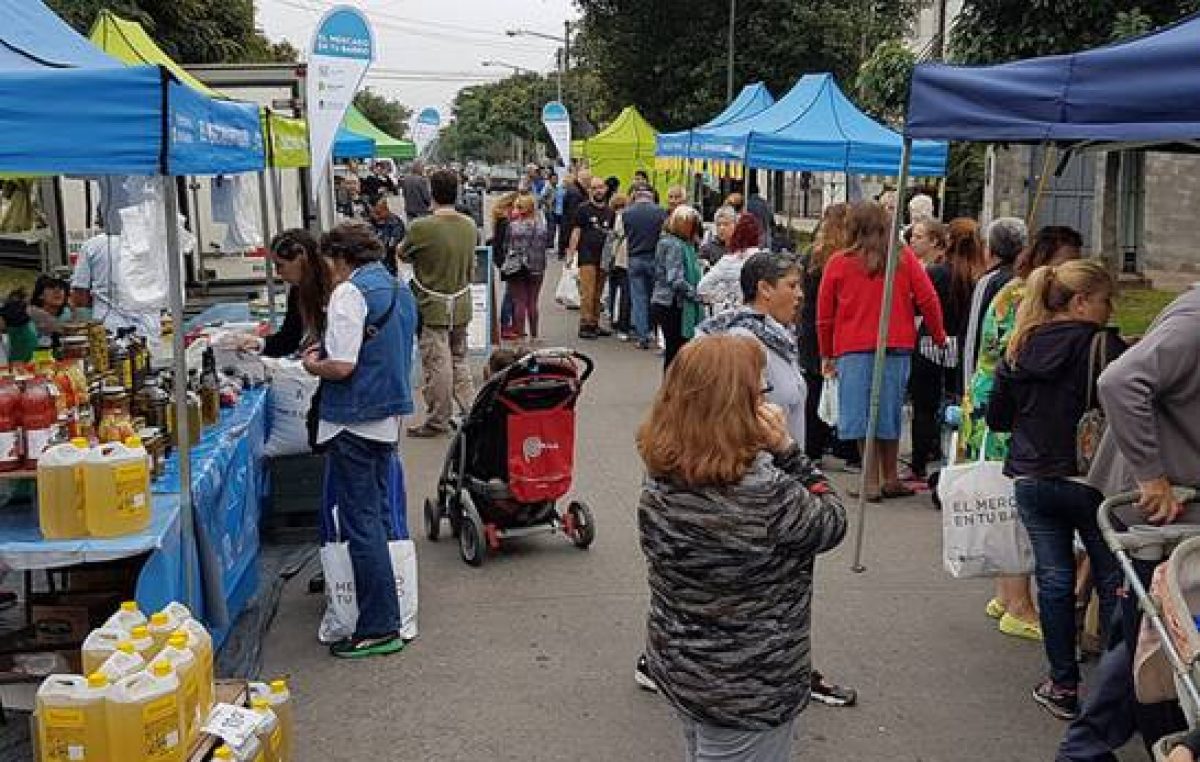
xmin=1085 ymin=331 xmax=1107 ymax=410
xmin=361 ymin=269 xmax=400 ymax=342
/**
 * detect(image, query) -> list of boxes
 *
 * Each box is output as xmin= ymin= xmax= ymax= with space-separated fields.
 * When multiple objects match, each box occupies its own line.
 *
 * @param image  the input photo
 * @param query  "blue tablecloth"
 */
xmin=0 ymin=388 xmax=268 ymax=647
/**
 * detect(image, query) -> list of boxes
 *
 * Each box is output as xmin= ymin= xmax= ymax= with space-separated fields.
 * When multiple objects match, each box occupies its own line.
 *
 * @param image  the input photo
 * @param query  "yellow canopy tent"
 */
xmin=89 ymin=10 xmax=310 ymax=168
xmin=573 ymin=106 xmax=685 ymax=200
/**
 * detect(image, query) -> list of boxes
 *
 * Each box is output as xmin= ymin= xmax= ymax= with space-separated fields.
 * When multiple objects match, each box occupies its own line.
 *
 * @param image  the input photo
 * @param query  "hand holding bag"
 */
xmin=938 ymin=434 xmax=1035 ymax=578
xmin=818 ymin=377 xmax=839 ymax=427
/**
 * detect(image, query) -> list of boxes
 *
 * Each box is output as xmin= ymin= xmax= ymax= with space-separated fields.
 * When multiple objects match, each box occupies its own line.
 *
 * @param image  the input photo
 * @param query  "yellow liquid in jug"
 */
xmin=85 ymin=449 xmax=151 ymax=538
xmin=37 ymin=452 xmax=87 ymax=540
xmin=38 ymin=703 xmax=108 ymax=762
xmin=107 ymin=690 xmax=183 ymax=762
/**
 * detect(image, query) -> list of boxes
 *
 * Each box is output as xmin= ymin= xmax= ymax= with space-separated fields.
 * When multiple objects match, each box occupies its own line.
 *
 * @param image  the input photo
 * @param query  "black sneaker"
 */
xmin=810 ymin=670 xmax=857 ymax=707
xmin=578 ymin=328 xmax=598 ymax=340
xmin=634 ymin=655 xmax=659 ymax=693
xmin=330 ymin=633 xmax=405 ymax=660
xmin=595 ymin=326 xmax=614 ymax=337
xmin=1032 ymin=679 xmax=1079 ymax=721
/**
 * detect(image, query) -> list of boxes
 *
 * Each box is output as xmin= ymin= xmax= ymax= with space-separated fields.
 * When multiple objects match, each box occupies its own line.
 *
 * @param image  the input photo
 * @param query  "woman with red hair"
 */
xmin=697 ymin=212 xmax=764 ymax=314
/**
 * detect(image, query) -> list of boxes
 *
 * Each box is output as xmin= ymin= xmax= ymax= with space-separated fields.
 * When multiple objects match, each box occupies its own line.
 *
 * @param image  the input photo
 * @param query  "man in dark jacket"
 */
xmin=402 ymin=161 xmax=432 ymax=220
xmin=621 ymin=184 xmax=668 ymax=349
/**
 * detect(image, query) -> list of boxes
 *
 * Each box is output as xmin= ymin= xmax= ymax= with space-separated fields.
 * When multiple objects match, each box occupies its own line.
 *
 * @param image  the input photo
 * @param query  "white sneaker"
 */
xmin=634 ymin=655 xmax=659 ymax=692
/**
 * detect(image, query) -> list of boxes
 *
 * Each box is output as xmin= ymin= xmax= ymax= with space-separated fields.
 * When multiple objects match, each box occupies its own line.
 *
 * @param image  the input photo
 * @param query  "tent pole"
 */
xmin=786 ymin=172 xmax=795 ymax=232
xmin=256 ymin=171 xmax=277 ymax=324
xmin=163 ymin=177 xmax=196 ymax=606
xmin=1026 ymin=143 xmax=1055 ymax=229
xmin=850 ymin=138 xmax=913 ymax=574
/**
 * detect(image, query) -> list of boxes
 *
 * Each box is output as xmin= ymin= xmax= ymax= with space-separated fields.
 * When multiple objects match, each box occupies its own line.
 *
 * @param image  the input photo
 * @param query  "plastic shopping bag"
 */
xmin=938 ymin=440 xmax=1034 ymax=578
xmin=555 ymin=258 xmax=581 ymax=309
xmin=262 ymin=357 xmax=318 ymax=458
xmin=818 ymin=377 xmax=839 ymax=427
xmin=318 ymin=453 xmax=419 ymax=643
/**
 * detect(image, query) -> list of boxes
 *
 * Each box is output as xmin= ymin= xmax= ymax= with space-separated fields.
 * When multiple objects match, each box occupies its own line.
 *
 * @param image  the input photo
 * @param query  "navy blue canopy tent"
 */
xmin=906 ymin=11 xmax=1200 ymax=146
xmin=655 ymin=82 xmax=775 ymax=159
xmin=689 ymin=74 xmax=948 ymax=176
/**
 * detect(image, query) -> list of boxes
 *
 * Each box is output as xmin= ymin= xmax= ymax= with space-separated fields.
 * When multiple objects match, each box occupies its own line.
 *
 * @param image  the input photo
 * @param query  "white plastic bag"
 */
xmin=555 ymin=258 xmax=581 ymax=309
xmin=318 ymin=537 xmax=419 ymax=644
xmin=116 ymin=177 xmax=195 ymax=311
xmin=818 ymin=377 xmax=839 ymax=427
xmin=938 ymin=440 xmax=1034 ymax=578
xmin=262 ymin=357 xmax=318 ymax=458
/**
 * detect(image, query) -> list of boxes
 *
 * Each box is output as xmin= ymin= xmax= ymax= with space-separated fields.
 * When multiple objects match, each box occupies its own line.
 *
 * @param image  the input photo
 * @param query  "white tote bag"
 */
xmin=938 ymin=436 xmax=1035 ymax=578
xmin=555 ymin=257 xmax=581 ymax=309
xmin=818 ymin=377 xmax=839 ymax=428
xmin=318 ymin=533 xmax=419 ymax=643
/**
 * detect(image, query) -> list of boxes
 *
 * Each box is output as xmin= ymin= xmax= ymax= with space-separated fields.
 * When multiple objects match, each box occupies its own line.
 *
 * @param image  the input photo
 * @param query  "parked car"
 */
xmin=487 ymin=166 xmax=521 ymax=193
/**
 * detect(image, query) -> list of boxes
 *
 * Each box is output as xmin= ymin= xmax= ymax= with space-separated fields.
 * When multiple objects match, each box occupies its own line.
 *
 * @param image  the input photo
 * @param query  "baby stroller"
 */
xmin=1096 ymin=490 xmax=1200 ymax=760
xmin=424 ymin=348 xmax=595 ymax=566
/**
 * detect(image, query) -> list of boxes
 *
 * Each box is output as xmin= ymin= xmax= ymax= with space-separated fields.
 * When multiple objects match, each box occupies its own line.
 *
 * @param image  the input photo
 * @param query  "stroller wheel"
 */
xmin=459 ymin=493 xmax=486 ymax=567
xmin=566 ymin=501 xmax=596 ymax=549
xmin=424 ymin=498 xmax=441 ymax=542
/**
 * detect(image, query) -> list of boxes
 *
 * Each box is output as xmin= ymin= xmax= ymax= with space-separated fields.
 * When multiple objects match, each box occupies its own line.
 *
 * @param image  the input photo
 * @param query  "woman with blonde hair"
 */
xmin=501 ymin=194 xmax=548 ymax=341
xmin=638 ymin=334 xmax=846 ymax=758
xmin=987 ymin=260 xmax=1126 ymax=721
xmin=650 ymin=204 xmax=704 ymax=369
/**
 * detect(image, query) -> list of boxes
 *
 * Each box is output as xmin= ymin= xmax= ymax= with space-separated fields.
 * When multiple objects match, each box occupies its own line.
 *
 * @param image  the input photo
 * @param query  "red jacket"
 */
xmin=817 ymin=247 xmax=947 ymax=358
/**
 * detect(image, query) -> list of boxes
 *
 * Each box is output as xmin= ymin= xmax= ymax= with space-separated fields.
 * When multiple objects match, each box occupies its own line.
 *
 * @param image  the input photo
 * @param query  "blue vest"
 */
xmin=319 ymin=262 xmax=416 ymax=424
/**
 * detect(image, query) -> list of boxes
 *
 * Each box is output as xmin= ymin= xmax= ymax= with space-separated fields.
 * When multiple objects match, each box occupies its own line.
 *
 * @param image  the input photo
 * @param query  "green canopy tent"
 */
xmin=342 ymin=105 xmax=415 ymax=161
xmin=573 ymin=106 xmax=684 ymax=198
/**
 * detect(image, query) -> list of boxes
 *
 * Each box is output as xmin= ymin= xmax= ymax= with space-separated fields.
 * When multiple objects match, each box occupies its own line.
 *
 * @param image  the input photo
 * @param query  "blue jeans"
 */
xmin=1015 ymin=478 xmax=1121 ymax=687
xmin=628 ymin=254 xmax=656 ymax=342
xmin=328 ymin=431 xmax=400 ymax=639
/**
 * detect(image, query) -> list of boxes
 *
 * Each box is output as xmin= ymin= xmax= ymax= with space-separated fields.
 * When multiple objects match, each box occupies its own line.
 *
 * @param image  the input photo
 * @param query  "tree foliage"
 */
xmin=573 ymin=0 xmax=923 ymax=132
xmin=855 ymin=41 xmax=917 ymax=127
xmin=950 ymin=0 xmax=1200 ymax=64
xmin=46 ymin=0 xmax=297 ymax=64
xmin=353 ymin=89 xmax=413 ymax=140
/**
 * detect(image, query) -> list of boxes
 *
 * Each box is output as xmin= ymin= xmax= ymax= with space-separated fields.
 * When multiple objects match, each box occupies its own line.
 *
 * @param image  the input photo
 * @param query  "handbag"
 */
xmin=938 ymin=434 xmax=1035 ymax=578
xmin=555 ymin=256 xmax=581 ymax=309
xmin=1076 ymin=331 xmax=1111 ymax=474
xmin=499 ymin=248 xmax=529 ymax=280
xmin=818 ymin=377 xmax=839 ymax=427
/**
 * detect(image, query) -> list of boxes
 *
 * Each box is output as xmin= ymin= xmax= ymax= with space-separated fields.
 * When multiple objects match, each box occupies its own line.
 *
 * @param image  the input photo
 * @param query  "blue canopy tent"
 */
xmin=0 ymin=0 xmax=270 ymax=626
xmin=690 ymin=74 xmax=948 ymax=175
xmin=655 ymin=82 xmax=775 ymax=159
xmin=333 ymin=125 xmax=376 ymax=160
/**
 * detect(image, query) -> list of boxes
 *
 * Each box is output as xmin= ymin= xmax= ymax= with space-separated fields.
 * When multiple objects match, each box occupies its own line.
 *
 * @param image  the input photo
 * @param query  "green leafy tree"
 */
xmin=855 ymin=41 xmax=917 ymax=127
xmin=46 ymin=0 xmax=297 ymax=64
xmin=353 ymin=89 xmax=413 ymax=140
xmin=950 ymin=0 xmax=1200 ymax=64
xmin=573 ymin=0 xmax=923 ymax=132
xmin=441 ymin=73 xmax=561 ymax=162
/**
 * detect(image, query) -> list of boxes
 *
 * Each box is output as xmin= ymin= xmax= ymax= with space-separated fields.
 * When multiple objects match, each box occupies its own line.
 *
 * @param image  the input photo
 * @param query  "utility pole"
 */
xmin=726 ymin=0 xmax=736 ymax=103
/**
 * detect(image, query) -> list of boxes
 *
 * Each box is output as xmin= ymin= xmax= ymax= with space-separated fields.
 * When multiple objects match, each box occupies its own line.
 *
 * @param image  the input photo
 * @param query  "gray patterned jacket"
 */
xmin=639 ymin=445 xmax=846 ymax=730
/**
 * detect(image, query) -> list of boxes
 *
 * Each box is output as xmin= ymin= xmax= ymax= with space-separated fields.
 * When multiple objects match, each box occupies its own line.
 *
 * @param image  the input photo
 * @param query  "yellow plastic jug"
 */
xmin=103 ymin=600 xmax=147 ymax=633
xmin=213 ymin=739 xmax=264 ymax=762
xmin=98 ymin=641 xmax=146 ymax=682
xmin=173 ymin=621 xmax=214 ymax=715
xmin=84 ymin=439 xmax=151 ymax=538
xmin=159 ymin=602 xmax=194 ymax=624
xmin=35 ymin=673 xmax=110 ymax=762
xmin=126 ymin=625 xmax=157 ymax=662
xmin=155 ymin=634 xmax=200 ymax=744
xmin=80 ymin=626 xmax=126 ymax=676
xmin=249 ymin=679 xmax=292 ymax=762
xmin=147 ymin=611 xmax=183 ymax=654
xmin=36 ymin=439 xmax=89 ymax=539
xmin=250 ymin=698 xmax=283 ymax=762
xmin=107 ymin=661 xmax=184 ymax=762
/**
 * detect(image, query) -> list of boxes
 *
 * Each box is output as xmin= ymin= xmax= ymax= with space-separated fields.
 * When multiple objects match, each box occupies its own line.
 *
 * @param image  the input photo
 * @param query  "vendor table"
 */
xmin=186 ymin=302 xmax=258 ymax=332
xmin=0 ymin=387 xmax=268 ymax=648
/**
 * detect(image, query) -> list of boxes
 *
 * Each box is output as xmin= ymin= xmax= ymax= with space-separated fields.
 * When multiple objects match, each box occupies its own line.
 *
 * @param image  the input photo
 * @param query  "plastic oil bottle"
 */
xmin=104 ymin=601 xmax=148 ymax=633
xmin=84 ymin=437 xmax=151 ymax=538
xmin=37 ymin=439 xmax=90 ymax=539
xmin=214 ymin=739 xmax=265 ymax=762
xmin=126 ymin=625 xmax=157 ymax=662
xmin=155 ymin=634 xmax=200 ymax=744
xmin=147 ymin=610 xmax=184 ymax=654
xmin=249 ymin=679 xmax=292 ymax=762
xmin=81 ymin=627 xmax=127 ymax=675
xmin=35 ymin=673 xmax=110 ymax=762
xmin=174 ymin=621 xmax=214 ymax=715
xmin=250 ymin=698 xmax=283 ymax=762
xmin=97 ymin=641 xmax=146 ymax=682
xmin=107 ymin=661 xmax=184 ymax=762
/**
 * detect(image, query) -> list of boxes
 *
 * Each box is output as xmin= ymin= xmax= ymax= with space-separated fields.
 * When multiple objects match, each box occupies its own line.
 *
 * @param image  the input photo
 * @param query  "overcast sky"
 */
xmin=256 ymin=0 xmax=577 ymax=121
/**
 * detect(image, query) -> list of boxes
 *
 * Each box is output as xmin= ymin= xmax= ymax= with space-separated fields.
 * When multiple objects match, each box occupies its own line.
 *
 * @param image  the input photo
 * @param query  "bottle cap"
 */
xmin=131 ymin=625 xmax=150 ymax=640
xmin=86 ymin=673 xmax=108 ymax=689
xmin=270 ymin=678 xmax=288 ymax=694
xmin=71 ymin=438 xmax=88 ymax=449
xmin=150 ymin=661 xmax=172 ymax=678
xmin=119 ymin=601 xmax=139 ymax=613
xmin=150 ymin=612 xmax=169 ymax=626
xmin=124 ymin=435 xmax=143 ymax=448
xmin=251 ymin=698 xmax=270 ymax=711
xmin=116 ymin=642 xmax=135 ymax=655
xmin=168 ymin=633 xmax=188 ymax=649
xmin=214 ymin=746 xmax=234 ymax=761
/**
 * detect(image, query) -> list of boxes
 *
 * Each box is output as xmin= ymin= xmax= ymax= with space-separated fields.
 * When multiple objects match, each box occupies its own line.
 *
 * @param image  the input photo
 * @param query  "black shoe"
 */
xmin=330 ymin=633 xmax=405 ymax=659
xmin=595 ymin=326 xmax=613 ymax=337
xmin=307 ymin=571 xmax=325 ymax=595
xmin=634 ymin=655 xmax=659 ymax=692
xmin=578 ymin=328 xmax=598 ymax=340
xmin=636 ymin=339 xmax=652 ymax=351
xmin=810 ymin=670 xmax=857 ymax=707
xmin=1032 ymin=679 xmax=1079 ymax=721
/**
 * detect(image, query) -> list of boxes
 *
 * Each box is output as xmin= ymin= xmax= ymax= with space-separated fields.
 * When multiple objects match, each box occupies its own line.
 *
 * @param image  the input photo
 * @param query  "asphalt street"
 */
xmin=262 ymin=261 xmax=1151 ymax=761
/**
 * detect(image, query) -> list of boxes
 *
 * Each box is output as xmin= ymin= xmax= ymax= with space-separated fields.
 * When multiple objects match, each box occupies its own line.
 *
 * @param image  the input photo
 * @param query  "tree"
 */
xmin=855 ymin=41 xmax=916 ymax=127
xmin=573 ymin=0 xmax=924 ymax=132
xmin=353 ymin=89 xmax=413 ymax=140
xmin=949 ymin=0 xmax=1200 ymax=64
xmin=440 ymin=73 xmax=558 ymax=163
xmin=46 ymin=0 xmax=297 ymax=64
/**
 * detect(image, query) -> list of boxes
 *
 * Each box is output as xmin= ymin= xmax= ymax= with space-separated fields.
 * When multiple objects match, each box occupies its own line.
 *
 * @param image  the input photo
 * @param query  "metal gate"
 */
xmin=1028 ymin=147 xmax=1097 ymax=252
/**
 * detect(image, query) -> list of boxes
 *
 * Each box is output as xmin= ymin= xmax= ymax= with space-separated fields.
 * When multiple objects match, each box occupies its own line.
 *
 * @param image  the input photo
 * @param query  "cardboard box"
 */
xmin=30 ymin=592 xmax=121 ymax=645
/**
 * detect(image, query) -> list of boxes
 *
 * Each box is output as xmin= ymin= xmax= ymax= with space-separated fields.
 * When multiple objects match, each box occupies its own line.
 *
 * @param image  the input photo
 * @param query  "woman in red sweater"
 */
xmin=817 ymin=202 xmax=947 ymax=500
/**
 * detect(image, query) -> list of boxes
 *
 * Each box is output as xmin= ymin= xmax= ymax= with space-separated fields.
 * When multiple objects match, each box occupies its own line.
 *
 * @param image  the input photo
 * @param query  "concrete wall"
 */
xmin=1143 ymin=152 xmax=1200 ymax=273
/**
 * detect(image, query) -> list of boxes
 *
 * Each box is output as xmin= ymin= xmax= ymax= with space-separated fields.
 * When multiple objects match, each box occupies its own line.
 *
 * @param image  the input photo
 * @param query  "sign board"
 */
xmin=306 ymin=6 xmax=374 ymax=196
xmin=542 ymin=101 xmax=571 ymax=171
xmin=411 ymin=107 xmax=441 ymax=157
xmin=468 ymin=246 xmax=492 ymax=356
